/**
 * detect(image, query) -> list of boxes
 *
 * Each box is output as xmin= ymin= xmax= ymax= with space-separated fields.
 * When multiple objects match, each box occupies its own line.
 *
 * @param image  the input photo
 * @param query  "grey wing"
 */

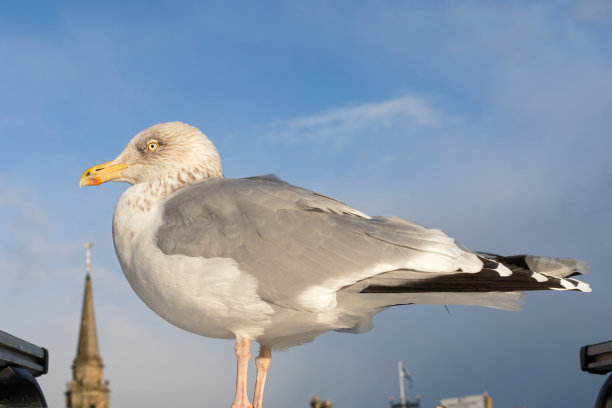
xmin=155 ymin=177 xmax=481 ymax=312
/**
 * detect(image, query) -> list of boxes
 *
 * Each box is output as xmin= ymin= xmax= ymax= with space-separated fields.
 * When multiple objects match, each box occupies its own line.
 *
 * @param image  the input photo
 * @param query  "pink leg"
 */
xmin=253 ymin=345 xmax=271 ymax=408
xmin=231 ymin=338 xmax=253 ymax=408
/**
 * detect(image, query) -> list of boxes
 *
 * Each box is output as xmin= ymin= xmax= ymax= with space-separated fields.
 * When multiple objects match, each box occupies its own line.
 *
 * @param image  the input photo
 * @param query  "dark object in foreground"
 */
xmin=0 ymin=330 xmax=48 ymax=408
xmin=581 ymin=340 xmax=612 ymax=408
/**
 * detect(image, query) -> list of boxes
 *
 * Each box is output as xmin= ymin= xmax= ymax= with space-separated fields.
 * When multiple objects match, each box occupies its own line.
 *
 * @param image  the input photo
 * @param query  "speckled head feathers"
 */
xmin=114 ymin=121 xmax=224 ymax=185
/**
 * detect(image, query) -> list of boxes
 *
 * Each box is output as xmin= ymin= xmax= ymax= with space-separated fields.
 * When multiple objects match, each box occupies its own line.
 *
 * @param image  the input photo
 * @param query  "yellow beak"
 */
xmin=79 ymin=161 xmax=130 ymax=187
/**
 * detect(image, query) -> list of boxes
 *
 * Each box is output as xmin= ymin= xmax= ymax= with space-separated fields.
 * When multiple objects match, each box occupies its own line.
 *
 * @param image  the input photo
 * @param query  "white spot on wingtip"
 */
xmin=551 ymin=279 xmax=591 ymax=292
xmin=577 ymin=282 xmax=592 ymax=292
xmin=531 ymin=272 xmax=548 ymax=282
xmin=495 ymin=263 xmax=512 ymax=277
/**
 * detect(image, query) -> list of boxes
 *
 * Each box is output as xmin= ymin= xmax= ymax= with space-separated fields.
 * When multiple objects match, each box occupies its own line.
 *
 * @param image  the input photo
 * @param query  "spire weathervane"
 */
xmin=85 ymin=242 xmax=92 ymax=276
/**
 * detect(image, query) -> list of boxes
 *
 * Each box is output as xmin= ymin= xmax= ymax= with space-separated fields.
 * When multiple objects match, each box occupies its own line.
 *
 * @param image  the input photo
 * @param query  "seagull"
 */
xmin=80 ymin=121 xmax=590 ymax=408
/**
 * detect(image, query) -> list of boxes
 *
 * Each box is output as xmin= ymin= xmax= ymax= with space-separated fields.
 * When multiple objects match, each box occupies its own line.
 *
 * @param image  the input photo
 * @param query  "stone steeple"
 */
xmin=66 ymin=243 xmax=110 ymax=408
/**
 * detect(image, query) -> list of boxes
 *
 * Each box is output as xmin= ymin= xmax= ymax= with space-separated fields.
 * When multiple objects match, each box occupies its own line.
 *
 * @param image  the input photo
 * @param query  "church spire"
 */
xmin=76 ymin=243 xmax=100 ymax=364
xmin=66 ymin=243 xmax=110 ymax=408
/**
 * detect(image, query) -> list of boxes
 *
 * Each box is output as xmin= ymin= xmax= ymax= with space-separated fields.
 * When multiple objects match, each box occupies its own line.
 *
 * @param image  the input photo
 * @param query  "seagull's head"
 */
xmin=79 ymin=122 xmax=223 ymax=187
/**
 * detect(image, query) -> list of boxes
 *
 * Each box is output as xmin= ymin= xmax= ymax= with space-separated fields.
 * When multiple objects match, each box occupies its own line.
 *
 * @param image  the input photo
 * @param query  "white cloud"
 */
xmin=267 ymin=95 xmax=438 ymax=146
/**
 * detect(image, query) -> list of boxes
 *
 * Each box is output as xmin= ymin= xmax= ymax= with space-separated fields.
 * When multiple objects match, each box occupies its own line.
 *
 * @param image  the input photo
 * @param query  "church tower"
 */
xmin=66 ymin=243 xmax=110 ymax=408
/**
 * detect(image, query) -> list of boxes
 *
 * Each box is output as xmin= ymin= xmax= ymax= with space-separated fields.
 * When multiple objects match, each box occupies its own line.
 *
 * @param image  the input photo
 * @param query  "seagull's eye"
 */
xmin=146 ymin=140 xmax=159 ymax=152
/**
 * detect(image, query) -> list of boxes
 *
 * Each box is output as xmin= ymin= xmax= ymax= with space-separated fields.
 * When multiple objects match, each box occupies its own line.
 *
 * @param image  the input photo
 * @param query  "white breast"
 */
xmin=112 ymin=184 xmax=275 ymax=340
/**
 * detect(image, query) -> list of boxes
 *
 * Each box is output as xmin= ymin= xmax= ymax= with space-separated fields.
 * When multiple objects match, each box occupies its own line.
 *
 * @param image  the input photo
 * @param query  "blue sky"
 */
xmin=1 ymin=1 xmax=611 ymax=407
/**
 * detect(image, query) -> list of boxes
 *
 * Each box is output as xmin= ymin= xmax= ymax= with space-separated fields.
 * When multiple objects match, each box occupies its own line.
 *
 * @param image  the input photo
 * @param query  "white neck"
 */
xmin=121 ymin=171 xmax=219 ymax=212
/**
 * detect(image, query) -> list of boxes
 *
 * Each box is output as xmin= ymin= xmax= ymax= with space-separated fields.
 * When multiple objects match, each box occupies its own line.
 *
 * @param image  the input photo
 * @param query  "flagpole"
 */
xmin=398 ymin=360 xmax=406 ymax=408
